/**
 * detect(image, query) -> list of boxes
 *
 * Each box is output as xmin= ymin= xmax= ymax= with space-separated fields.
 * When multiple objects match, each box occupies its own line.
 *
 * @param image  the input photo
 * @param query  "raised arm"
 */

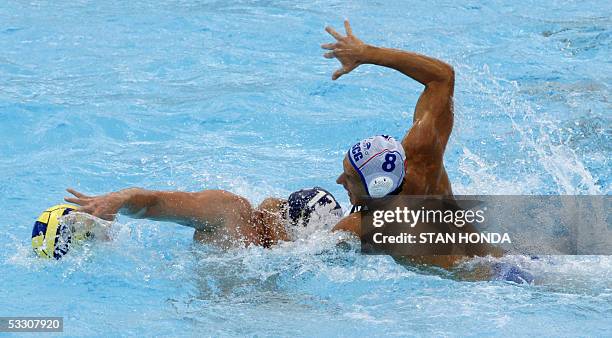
xmin=64 ymin=188 xmax=252 ymax=230
xmin=322 ymin=20 xmax=454 ymax=157
xmin=358 ymin=47 xmax=454 ymax=142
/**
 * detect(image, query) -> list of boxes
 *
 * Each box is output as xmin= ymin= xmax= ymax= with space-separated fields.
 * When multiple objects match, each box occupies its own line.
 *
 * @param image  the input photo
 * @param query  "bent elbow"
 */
xmin=427 ymin=62 xmax=454 ymax=87
xmin=428 ymin=63 xmax=454 ymax=91
xmin=442 ymin=64 xmax=454 ymax=84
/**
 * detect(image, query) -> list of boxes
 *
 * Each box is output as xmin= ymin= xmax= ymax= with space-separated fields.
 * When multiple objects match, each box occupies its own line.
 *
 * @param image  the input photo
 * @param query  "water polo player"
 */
xmin=322 ymin=21 xmax=455 ymax=226
xmin=323 ymin=21 xmax=502 ymax=268
xmin=63 ymin=187 xmax=343 ymax=249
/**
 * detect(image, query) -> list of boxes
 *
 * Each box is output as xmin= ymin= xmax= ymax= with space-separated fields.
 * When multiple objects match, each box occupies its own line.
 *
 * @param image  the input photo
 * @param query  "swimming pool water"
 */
xmin=1 ymin=0 xmax=611 ymax=336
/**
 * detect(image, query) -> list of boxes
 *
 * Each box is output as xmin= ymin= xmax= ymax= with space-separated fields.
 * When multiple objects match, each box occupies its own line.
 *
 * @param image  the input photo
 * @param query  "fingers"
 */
xmin=325 ymin=26 xmax=343 ymax=40
xmin=323 ymin=21 xmax=356 ymax=80
xmin=64 ymin=196 xmax=87 ymax=206
xmin=66 ymin=188 xmax=91 ymax=199
xmin=332 ymin=64 xmax=357 ymax=80
xmin=66 ymin=201 xmax=95 ymax=216
xmin=344 ymin=19 xmax=352 ymax=36
xmin=79 ymin=206 xmax=94 ymax=214
xmin=332 ymin=68 xmax=347 ymax=80
xmin=63 ymin=196 xmax=93 ymax=213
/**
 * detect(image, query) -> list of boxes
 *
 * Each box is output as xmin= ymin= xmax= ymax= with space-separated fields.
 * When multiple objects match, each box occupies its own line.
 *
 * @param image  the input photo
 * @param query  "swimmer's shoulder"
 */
xmin=332 ymin=212 xmax=362 ymax=236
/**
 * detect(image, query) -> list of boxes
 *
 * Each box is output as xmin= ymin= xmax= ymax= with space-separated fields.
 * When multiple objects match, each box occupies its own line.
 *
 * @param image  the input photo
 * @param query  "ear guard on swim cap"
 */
xmin=347 ymin=135 xmax=406 ymax=198
xmin=287 ymin=187 xmax=343 ymax=227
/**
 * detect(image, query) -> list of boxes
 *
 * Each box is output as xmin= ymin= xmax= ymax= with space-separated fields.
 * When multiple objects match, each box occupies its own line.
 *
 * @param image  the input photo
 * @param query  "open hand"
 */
xmin=64 ymin=188 xmax=124 ymax=221
xmin=321 ymin=20 xmax=366 ymax=80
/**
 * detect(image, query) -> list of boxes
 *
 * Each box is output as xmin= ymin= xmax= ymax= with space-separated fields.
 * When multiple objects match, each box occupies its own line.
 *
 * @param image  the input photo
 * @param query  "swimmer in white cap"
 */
xmin=323 ymin=21 xmax=500 ymax=268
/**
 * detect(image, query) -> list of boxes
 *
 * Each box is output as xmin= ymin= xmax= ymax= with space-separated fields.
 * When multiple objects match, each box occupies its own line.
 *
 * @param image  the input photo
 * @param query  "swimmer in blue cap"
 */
xmin=64 ymin=186 xmax=343 ymax=248
xmin=323 ymin=21 xmax=502 ymax=269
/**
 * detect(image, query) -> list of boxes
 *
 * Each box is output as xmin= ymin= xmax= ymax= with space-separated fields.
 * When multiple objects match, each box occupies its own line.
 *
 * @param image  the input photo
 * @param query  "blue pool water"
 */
xmin=1 ymin=0 xmax=611 ymax=336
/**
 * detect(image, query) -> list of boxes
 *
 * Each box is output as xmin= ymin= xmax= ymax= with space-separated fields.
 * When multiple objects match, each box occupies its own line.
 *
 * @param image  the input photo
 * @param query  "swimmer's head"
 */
xmin=287 ymin=187 xmax=343 ymax=227
xmin=337 ymin=135 xmax=406 ymax=205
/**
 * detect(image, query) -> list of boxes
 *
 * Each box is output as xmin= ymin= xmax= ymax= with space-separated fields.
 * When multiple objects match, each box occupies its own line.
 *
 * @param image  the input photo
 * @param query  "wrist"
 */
xmin=359 ymin=44 xmax=378 ymax=64
xmin=115 ymin=188 xmax=140 ymax=211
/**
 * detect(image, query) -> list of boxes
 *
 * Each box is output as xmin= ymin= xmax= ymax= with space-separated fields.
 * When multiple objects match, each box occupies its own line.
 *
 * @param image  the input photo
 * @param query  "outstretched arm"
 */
xmin=64 ymin=188 xmax=252 ymax=230
xmin=322 ymin=20 xmax=454 ymax=156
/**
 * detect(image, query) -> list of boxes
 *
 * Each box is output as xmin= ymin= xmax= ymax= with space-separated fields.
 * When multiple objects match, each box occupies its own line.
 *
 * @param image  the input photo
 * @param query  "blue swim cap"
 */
xmin=347 ymin=135 xmax=406 ymax=198
xmin=287 ymin=187 xmax=343 ymax=227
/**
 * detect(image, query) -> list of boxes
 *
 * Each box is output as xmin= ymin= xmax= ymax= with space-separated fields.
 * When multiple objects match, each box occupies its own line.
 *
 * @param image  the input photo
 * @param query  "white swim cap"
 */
xmin=347 ymin=135 xmax=406 ymax=198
